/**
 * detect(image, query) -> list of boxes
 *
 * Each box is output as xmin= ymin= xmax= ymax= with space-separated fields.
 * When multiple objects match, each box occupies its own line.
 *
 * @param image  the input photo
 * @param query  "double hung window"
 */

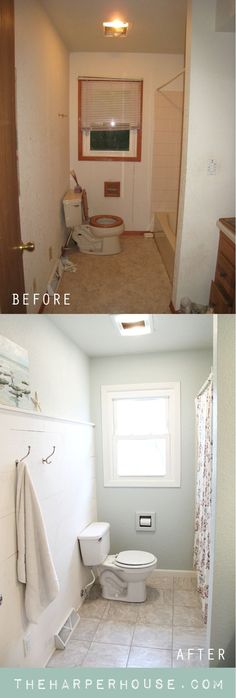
xmin=101 ymin=383 xmax=181 ymax=487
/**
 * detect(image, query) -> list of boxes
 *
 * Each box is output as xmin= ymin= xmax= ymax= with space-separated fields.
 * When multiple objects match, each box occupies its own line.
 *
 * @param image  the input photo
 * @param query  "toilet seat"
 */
xmin=90 ymin=214 xmax=123 ymax=229
xmin=114 ymin=550 xmax=156 ymax=569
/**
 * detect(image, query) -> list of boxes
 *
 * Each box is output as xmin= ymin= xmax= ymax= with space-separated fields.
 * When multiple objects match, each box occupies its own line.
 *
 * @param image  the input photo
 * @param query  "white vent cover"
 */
xmin=113 ymin=314 xmax=153 ymax=336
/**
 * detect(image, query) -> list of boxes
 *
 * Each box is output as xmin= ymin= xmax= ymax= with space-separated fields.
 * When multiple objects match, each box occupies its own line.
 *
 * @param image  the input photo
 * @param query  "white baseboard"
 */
xmin=153 ymin=569 xmax=197 ymax=576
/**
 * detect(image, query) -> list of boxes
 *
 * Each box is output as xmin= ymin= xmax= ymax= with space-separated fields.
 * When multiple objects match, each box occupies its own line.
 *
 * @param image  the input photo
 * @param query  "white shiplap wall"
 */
xmin=0 ymin=408 xmax=96 ymax=668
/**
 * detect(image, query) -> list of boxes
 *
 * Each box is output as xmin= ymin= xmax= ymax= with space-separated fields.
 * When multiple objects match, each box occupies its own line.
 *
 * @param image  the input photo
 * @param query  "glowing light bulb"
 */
xmin=103 ymin=19 xmax=129 ymax=37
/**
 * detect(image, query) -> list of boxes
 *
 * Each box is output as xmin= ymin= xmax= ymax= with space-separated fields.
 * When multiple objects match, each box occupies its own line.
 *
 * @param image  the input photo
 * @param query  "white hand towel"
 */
xmin=16 ymin=461 xmax=59 ymax=623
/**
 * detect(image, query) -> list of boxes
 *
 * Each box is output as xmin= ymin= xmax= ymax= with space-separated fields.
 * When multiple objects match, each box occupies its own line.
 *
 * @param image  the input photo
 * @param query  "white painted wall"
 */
xmin=0 ymin=317 xmax=97 ymax=667
xmin=70 ymin=53 xmax=184 ymax=231
xmin=173 ymin=0 xmax=235 ymax=307
xmin=15 ymin=0 xmax=70 ymax=313
xmin=90 ymin=348 xmax=212 ymax=570
xmin=208 ymin=316 xmax=235 ymax=667
xmin=215 ymin=0 xmax=235 ymax=31
xmin=0 ymin=316 xmax=90 ymax=421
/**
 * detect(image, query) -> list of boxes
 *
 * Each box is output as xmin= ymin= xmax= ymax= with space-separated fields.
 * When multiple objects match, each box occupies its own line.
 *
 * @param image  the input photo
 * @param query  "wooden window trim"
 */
xmin=78 ymin=79 xmax=143 ymax=162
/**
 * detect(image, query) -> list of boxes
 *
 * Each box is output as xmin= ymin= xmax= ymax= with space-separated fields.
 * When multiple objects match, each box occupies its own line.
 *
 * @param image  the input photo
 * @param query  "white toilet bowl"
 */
xmin=63 ymin=191 xmax=124 ymax=255
xmin=78 ymin=523 xmax=157 ymax=603
xmin=99 ymin=551 xmax=157 ymax=602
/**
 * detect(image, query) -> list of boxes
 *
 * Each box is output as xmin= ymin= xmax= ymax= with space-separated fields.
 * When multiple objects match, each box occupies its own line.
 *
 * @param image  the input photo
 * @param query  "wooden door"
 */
xmin=0 ymin=0 xmax=26 ymax=313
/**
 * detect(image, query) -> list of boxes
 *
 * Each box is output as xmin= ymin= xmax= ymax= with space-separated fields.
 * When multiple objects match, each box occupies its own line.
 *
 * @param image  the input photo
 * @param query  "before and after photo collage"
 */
xmin=0 ymin=1 xmax=235 ymax=697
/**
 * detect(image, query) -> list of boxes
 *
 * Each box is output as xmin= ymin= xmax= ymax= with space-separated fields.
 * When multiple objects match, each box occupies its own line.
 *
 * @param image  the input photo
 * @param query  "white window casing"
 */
xmin=101 ymin=383 xmax=181 ymax=488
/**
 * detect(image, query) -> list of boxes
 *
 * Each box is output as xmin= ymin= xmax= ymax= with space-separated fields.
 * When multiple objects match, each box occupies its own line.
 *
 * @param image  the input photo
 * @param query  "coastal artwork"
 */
xmin=0 ymin=335 xmax=31 ymax=409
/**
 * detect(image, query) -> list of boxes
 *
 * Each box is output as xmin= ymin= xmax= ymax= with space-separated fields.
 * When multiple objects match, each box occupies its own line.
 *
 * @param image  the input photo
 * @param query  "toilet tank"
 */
xmin=79 ymin=522 xmax=110 ymax=566
xmin=63 ymin=191 xmax=82 ymax=228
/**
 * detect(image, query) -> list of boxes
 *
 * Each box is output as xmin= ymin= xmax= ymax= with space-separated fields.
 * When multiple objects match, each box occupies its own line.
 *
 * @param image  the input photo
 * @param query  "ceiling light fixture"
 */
xmin=103 ymin=19 xmax=129 ymax=38
xmin=113 ymin=314 xmax=153 ymax=336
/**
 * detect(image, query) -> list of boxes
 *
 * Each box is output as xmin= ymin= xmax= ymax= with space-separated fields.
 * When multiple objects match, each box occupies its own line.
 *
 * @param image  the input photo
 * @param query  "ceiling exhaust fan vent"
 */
xmin=112 ymin=315 xmax=153 ymax=336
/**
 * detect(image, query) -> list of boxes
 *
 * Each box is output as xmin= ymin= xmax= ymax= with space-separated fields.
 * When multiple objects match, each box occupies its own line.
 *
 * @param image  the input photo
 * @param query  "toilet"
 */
xmin=63 ymin=190 xmax=124 ymax=255
xmin=78 ymin=522 xmax=157 ymax=603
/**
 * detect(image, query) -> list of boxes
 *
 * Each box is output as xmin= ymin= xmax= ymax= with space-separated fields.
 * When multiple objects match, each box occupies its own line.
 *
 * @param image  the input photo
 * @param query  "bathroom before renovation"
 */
xmin=0 ymin=0 xmax=235 ymax=314
xmin=0 ymin=314 xmax=234 ymax=668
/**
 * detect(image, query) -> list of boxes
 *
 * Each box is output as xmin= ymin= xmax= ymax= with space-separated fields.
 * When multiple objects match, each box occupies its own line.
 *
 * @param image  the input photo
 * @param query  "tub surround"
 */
xmin=154 ymin=211 xmax=177 ymax=281
xmin=151 ymin=90 xmax=184 ymax=216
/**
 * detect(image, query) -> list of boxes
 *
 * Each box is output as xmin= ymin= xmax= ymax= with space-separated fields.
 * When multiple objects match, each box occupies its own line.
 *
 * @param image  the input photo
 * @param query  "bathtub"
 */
xmin=154 ymin=211 xmax=177 ymax=281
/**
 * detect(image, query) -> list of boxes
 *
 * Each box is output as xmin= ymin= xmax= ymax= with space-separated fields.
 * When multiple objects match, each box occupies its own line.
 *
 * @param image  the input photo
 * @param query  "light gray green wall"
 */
xmin=209 ymin=316 xmax=235 ymax=666
xmin=90 ymin=349 xmax=212 ymax=570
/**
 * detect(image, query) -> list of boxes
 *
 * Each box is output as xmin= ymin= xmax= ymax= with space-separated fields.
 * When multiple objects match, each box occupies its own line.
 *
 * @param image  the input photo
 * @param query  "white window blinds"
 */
xmin=80 ymin=79 xmax=142 ymax=131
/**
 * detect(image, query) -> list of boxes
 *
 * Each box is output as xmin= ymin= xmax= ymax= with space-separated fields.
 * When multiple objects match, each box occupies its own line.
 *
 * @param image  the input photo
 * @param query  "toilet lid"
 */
xmin=114 ymin=550 xmax=156 ymax=568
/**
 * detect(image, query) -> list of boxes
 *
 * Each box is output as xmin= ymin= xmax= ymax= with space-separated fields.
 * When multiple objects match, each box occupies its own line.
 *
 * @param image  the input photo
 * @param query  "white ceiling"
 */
xmin=40 ymin=0 xmax=187 ymax=53
xmin=49 ymin=315 xmax=213 ymax=358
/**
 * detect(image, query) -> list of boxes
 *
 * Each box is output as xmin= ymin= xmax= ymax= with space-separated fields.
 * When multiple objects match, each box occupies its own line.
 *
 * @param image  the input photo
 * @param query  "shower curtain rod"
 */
xmin=77 ymin=76 xmax=141 ymax=82
xmin=196 ymin=369 xmax=213 ymax=398
xmin=156 ymin=69 xmax=185 ymax=92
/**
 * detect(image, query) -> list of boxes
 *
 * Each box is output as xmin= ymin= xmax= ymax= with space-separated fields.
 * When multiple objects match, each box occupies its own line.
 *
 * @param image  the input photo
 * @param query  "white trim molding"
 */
xmin=0 ymin=404 xmax=95 ymax=427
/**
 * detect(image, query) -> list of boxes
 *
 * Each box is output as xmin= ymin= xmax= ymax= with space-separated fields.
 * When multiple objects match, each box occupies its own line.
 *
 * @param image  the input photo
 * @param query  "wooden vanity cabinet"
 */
xmin=210 ymin=220 xmax=235 ymax=313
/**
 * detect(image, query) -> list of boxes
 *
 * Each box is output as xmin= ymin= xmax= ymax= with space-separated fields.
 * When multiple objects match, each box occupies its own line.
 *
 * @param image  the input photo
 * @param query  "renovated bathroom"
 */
xmin=0 ymin=314 xmax=234 ymax=669
xmin=1 ymin=0 xmax=235 ymax=314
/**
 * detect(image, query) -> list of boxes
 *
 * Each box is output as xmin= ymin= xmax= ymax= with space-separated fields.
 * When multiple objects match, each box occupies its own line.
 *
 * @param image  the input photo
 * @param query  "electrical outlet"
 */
xmin=23 ymin=633 xmax=31 ymax=657
xmin=33 ymin=278 xmax=37 ymax=293
xmin=49 ymin=246 xmax=53 ymax=261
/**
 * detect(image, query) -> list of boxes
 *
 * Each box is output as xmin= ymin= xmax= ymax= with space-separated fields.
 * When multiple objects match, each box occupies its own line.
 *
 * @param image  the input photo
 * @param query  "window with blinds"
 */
xmin=78 ymin=78 xmax=143 ymax=161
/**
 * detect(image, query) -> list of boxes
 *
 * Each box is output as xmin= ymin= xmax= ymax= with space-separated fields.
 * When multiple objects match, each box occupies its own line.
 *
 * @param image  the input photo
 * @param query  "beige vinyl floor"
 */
xmin=47 ymin=571 xmax=211 ymax=669
xmin=44 ymin=236 xmax=171 ymax=314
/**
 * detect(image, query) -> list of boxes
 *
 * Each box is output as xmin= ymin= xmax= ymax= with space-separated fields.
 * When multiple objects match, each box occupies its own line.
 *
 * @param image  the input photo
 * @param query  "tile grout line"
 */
xmin=81 ymin=600 xmax=109 ymax=665
xmin=125 ymin=607 xmax=139 ymax=667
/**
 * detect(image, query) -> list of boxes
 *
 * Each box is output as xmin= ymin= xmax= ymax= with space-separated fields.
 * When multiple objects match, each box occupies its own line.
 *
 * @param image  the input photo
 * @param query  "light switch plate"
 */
xmin=207 ymin=158 xmax=217 ymax=175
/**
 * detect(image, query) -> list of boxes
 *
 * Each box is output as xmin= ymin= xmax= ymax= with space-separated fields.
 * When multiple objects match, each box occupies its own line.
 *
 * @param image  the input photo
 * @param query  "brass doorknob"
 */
xmin=13 ymin=241 xmax=35 ymax=252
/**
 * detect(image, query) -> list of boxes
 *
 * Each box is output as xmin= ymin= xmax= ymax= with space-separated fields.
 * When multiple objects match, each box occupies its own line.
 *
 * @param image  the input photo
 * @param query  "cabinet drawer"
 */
xmin=218 ymin=231 xmax=235 ymax=266
xmin=215 ymin=252 xmax=235 ymax=300
xmin=209 ymin=281 xmax=233 ymax=314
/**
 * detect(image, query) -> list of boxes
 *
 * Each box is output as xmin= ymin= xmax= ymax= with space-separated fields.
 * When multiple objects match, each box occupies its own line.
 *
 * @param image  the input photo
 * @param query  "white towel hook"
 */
xmin=42 ymin=446 xmax=56 ymax=464
xmin=16 ymin=445 xmax=31 ymax=467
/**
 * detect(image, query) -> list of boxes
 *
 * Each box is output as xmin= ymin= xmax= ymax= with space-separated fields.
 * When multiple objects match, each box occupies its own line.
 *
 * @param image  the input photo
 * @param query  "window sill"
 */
xmin=104 ymin=478 xmax=181 ymax=488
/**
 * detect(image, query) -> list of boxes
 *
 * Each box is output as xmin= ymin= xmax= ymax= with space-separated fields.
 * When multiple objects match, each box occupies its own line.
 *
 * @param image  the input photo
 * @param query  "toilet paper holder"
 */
xmin=136 ymin=511 xmax=156 ymax=531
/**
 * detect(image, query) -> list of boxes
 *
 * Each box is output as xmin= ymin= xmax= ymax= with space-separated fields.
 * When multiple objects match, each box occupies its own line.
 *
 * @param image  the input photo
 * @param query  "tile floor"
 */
xmin=44 ymin=236 xmax=171 ymax=314
xmin=47 ymin=572 xmax=209 ymax=669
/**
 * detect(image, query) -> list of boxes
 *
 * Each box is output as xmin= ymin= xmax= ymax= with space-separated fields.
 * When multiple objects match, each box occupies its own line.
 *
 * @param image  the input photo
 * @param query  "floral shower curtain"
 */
xmin=193 ymin=376 xmax=213 ymax=624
